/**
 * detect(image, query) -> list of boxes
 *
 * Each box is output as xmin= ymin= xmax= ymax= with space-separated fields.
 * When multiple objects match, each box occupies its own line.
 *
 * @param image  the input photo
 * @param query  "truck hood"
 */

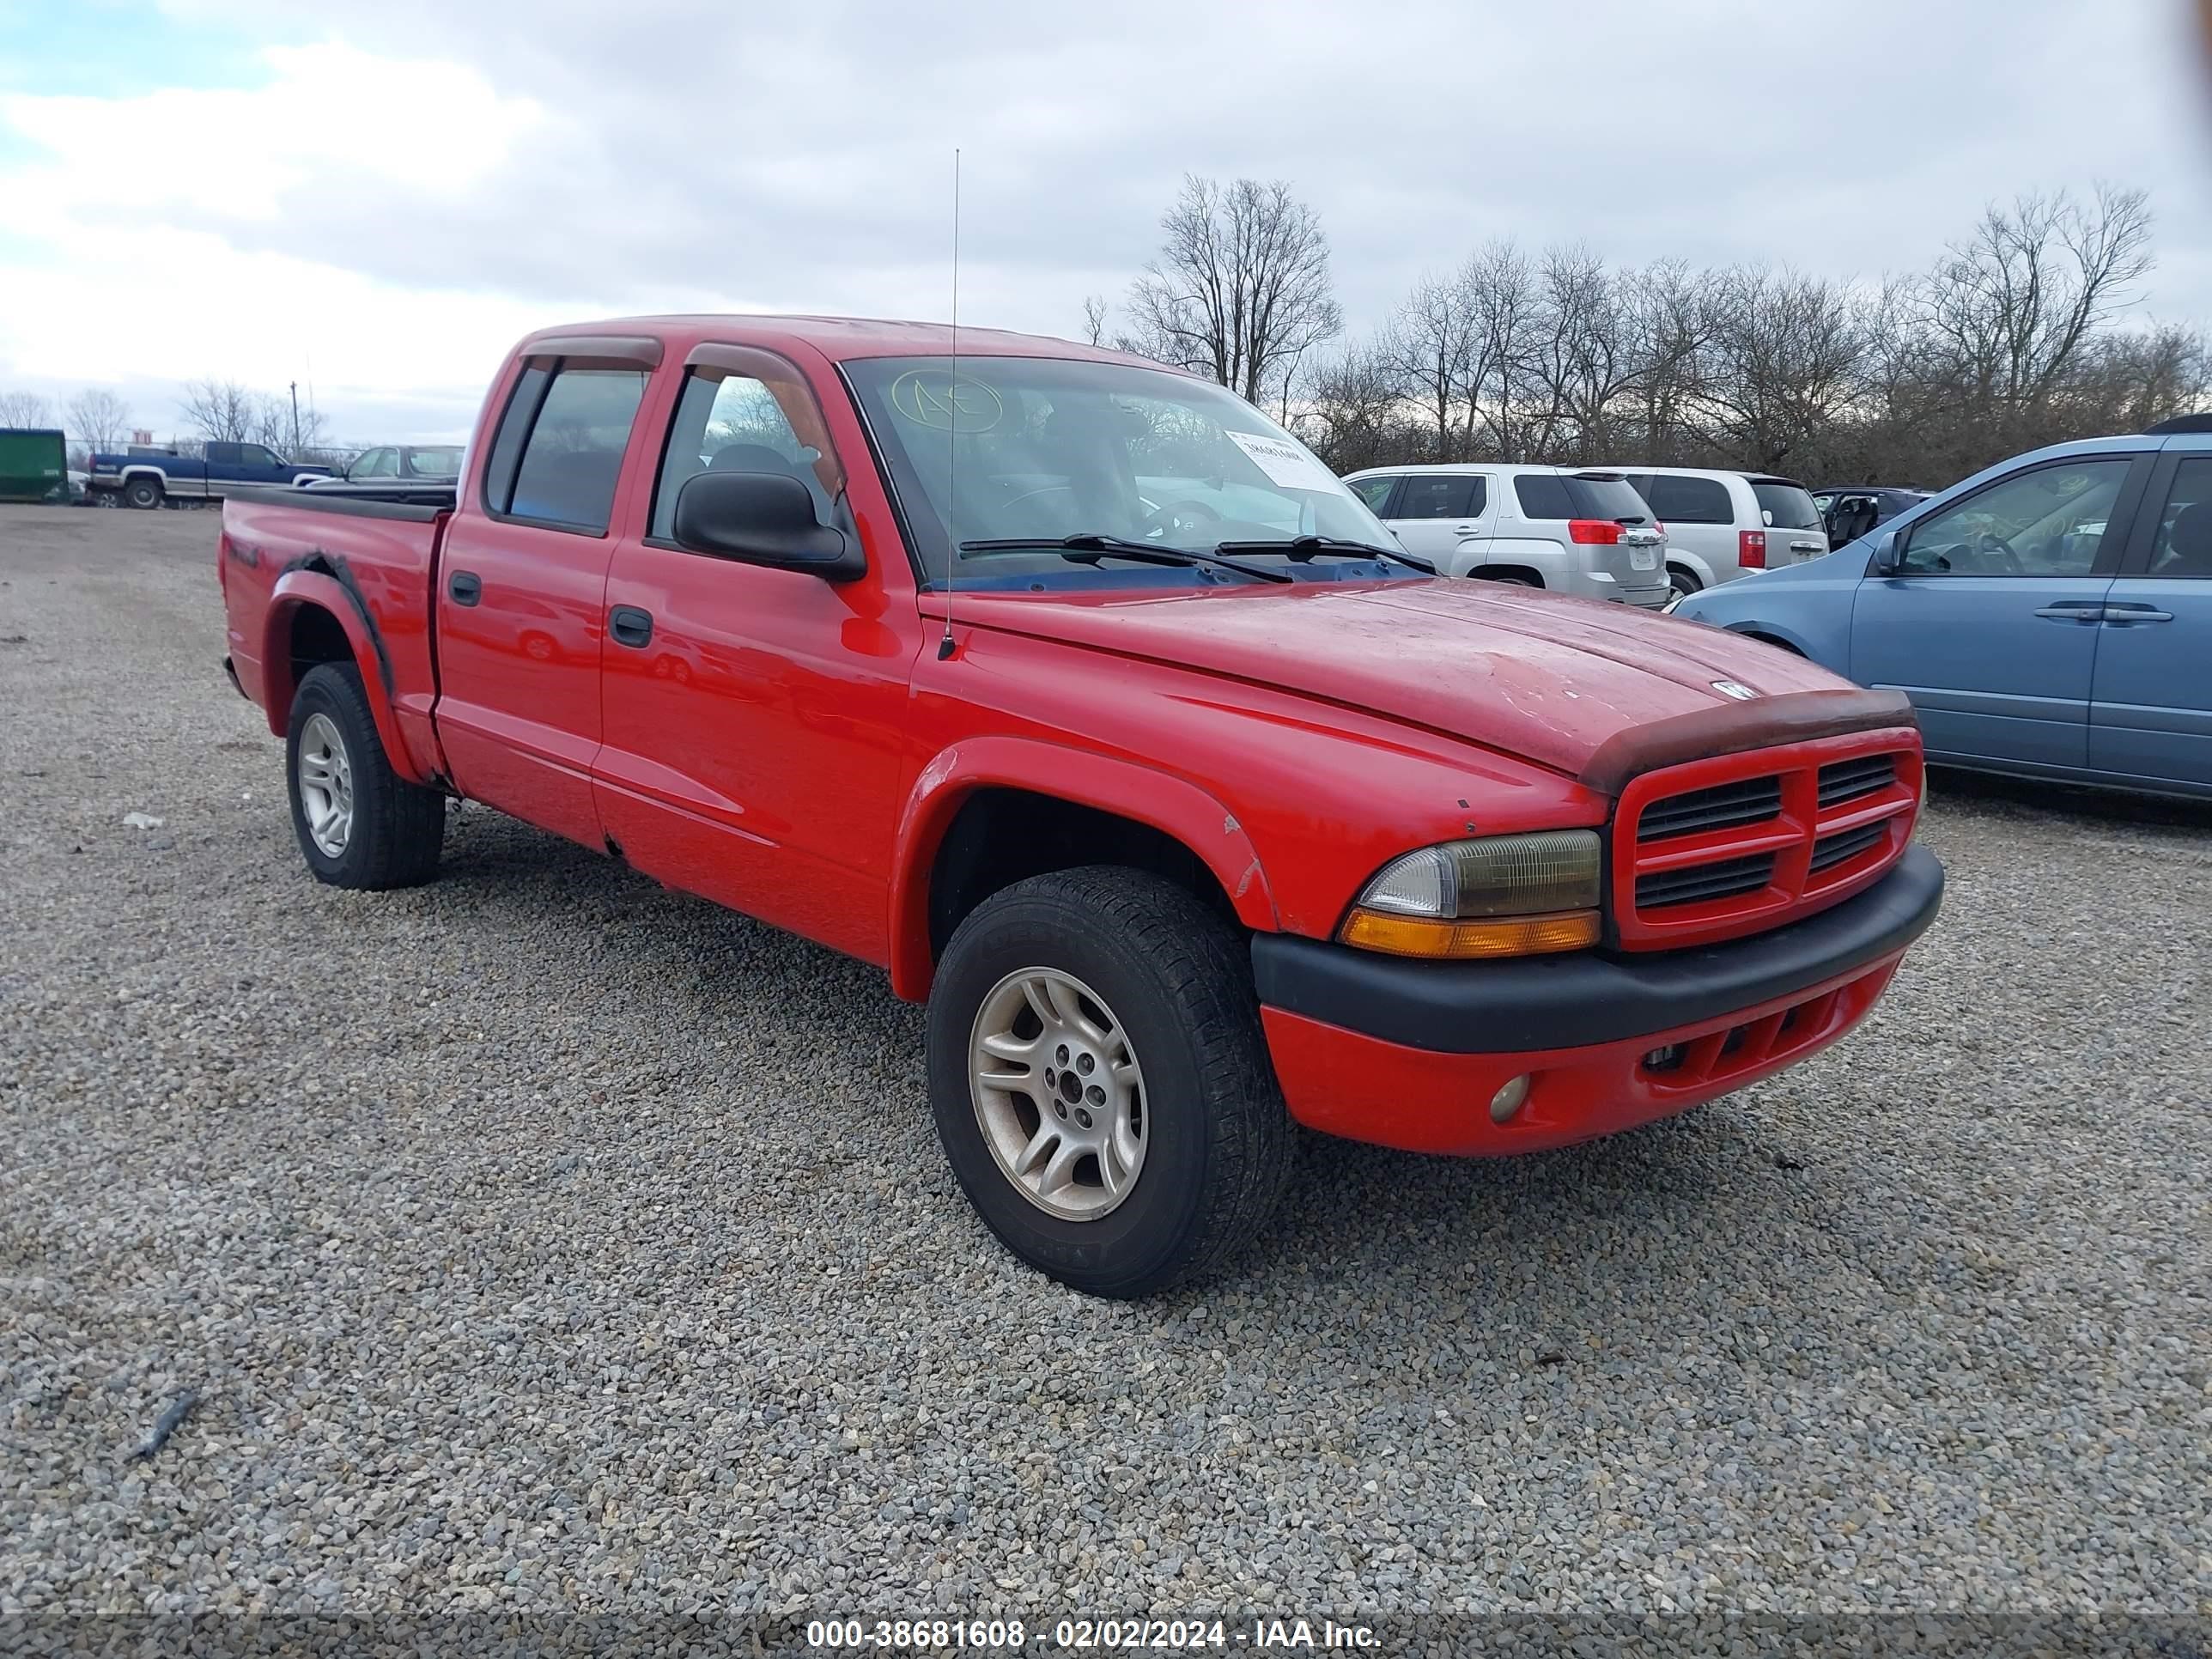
xmin=944 ymin=580 xmax=1856 ymax=782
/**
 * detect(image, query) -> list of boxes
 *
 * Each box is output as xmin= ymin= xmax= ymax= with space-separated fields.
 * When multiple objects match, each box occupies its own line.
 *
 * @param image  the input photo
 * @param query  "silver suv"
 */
xmin=1342 ymin=464 xmax=1672 ymax=607
xmin=1607 ymin=468 xmax=1830 ymax=599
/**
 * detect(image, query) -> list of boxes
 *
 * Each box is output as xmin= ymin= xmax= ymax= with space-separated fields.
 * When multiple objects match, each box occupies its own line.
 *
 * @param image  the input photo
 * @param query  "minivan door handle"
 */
xmin=608 ymin=605 xmax=653 ymax=648
xmin=447 ymin=569 xmax=481 ymax=606
xmin=2033 ymin=601 xmax=2105 ymax=622
xmin=2100 ymin=602 xmax=2173 ymax=624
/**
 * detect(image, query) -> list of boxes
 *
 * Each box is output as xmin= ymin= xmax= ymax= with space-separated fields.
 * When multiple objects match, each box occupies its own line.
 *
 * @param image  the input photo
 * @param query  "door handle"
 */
xmin=447 ymin=569 xmax=481 ymax=606
xmin=1789 ymin=539 xmax=1825 ymax=552
xmin=2101 ymin=603 xmax=2173 ymax=624
xmin=1454 ymin=523 xmax=1478 ymax=532
xmin=2033 ymin=603 xmax=2103 ymax=622
xmin=609 ymin=605 xmax=653 ymax=648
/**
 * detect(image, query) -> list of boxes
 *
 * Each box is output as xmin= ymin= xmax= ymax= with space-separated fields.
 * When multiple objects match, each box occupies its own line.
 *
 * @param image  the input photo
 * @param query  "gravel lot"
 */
xmin=2 ymin=507 xmax=2207 ymax=1640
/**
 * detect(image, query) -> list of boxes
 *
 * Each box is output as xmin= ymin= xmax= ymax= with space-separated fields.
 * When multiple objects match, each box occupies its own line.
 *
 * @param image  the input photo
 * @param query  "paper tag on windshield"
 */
xmin=1225 ymin=429 xmax=1338 ymax=492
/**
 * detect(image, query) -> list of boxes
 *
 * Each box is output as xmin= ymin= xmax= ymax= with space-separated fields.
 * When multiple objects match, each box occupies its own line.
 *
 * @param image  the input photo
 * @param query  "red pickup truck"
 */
xmin=217 ymin=314 xmax=1943 ymax=1297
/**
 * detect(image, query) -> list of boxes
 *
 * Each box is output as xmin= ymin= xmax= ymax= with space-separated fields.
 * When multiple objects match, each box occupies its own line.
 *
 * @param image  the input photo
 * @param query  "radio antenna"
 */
xmin=936 ymin=147 xmax=963 ymax=661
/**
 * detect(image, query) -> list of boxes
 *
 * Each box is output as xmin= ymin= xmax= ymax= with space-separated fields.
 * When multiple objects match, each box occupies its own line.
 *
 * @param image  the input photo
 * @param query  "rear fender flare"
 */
xmin=887 ymin=736 xmax=1279 ymax=1000
xmin=260 ymin=567 xmax=432 ymax=785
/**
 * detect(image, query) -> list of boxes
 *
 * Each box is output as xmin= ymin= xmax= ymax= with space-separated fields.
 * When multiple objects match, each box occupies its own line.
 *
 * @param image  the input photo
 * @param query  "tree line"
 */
xmin=0 ymin=380 xmax=343 ymax=467
xmin=1088 ymin=177 xmax=2207 ymax=488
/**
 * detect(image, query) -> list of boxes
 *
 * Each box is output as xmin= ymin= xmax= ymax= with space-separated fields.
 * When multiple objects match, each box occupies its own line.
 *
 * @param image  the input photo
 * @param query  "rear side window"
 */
xmin=1644 ymin=474 xmax=1735 ymax=525
xmin=1394 ymin=475 xmax=1483 ymax=520
xmin=1514 ymin=474 xmax=1571 ymax=520
xmin=489 ymin=364 xmax=649 ymax=533
xmin=1750 ymin=479 xmax=1821 ymax=530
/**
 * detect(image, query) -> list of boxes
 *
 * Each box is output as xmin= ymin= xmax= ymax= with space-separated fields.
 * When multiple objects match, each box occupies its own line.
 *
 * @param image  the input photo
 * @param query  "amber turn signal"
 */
xmin=1337 ymin=907 xmax=1601 ymax=960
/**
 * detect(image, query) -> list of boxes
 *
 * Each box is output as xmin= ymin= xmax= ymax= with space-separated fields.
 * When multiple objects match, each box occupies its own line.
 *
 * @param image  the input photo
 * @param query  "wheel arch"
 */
xmin=888 ymin=738 xmax=1279 ymax=1001
xmin=260 ymin=570 xmax=432 ymax=785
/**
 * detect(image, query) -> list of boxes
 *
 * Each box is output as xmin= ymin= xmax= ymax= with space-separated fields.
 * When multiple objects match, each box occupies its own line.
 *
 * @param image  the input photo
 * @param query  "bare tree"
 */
xmin=1919 ymin=184 xmax=2154 ymax=438
xmin=178 ymin=379 xmax=260 ymax=444
xmin=251 ymin=392 xmax=328 ymax=457
xmin=1297 ymin=346 xmax=1416 ymax=474
xmin=0 ymin=390 xmax=53 ymax=428
xmin=1697 ymin=267 xmax=1869 ymax=471
xmin=64 ymin=387 xmax=133 ymax=452
xmin=1079 ymin=295 xmax=1111 ymax=347
xmin=1125 ymin=175 xmax=1343 ymax=407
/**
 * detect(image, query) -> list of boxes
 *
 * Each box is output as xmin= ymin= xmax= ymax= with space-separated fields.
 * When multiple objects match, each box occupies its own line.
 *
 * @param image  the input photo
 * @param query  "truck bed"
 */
xmin=221 ymin=488 xmax=452 ymax=785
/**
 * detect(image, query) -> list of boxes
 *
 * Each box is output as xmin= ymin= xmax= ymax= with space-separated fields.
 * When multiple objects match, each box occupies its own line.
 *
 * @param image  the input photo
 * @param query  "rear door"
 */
xmin=2088 ymin=451 xmax=2212 ymax=793
xmin=1747 ymin=477 xmax=1830 ymax=567
xmin=1850 ymin=454 xmax=2146 ymax=769
xmin=432 ymin=342 xmax=658 ymax=847
xmin=1565 ymin=471 xmax=1666 ymax=598
xmin=1378 ymin=472 xmax=1489 ymax=573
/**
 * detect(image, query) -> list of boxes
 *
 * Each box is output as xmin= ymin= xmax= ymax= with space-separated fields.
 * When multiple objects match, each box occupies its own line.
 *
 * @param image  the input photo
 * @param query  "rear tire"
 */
xmin=285 ymin=662 xmax=445 ymax=890
xmin=927 ymin=866 xmax=1294 ymax=1299
xmin=1668 ymin=564 xmax=1703 ymax=599
xmin=123 ymin=477 xmax=163 ymax=510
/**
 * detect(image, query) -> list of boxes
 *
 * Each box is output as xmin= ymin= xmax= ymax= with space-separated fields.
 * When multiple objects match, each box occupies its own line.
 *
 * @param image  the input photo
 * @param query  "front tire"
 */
xmin=1668 ymin=563 xmax=1703 ymax=600
xmin=927 ymin=866 xmax=1294 ymax=1298
xmin=285 ymin=662 xmax=445 ymax=889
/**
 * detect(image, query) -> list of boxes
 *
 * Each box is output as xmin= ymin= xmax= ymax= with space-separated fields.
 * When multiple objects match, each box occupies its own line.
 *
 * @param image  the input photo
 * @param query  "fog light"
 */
xmin=1489 ymin=1074 xmax=1530 ymax=1124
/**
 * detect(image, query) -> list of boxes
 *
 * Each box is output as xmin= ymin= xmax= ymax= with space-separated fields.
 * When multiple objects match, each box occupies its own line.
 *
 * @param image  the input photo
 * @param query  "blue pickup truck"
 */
xmin=87 ymin=441 xmax=330 ymax=507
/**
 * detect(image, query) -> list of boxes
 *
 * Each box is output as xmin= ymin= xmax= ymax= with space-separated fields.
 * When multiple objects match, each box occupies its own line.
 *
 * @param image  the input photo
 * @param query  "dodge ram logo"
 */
xmin=1711 ymin=679 xmax=1759 ymax=701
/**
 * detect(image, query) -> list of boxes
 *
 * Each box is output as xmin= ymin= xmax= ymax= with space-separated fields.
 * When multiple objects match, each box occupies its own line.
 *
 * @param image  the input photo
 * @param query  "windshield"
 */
xmin=843 ymin=356 xmax=1409 ymax=589
xmin=1751 ymin=479 xmax=1821 ymax=530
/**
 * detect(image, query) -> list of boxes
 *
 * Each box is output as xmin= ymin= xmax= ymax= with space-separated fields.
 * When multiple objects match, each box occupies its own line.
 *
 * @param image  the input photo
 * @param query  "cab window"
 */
xmin=492 ymin=365 xmax=649 ymax=534
xmin=1395 ymin=475 xmax=1483 ymax=520
xmin=649 ymin=351 xmax=843 ymax=544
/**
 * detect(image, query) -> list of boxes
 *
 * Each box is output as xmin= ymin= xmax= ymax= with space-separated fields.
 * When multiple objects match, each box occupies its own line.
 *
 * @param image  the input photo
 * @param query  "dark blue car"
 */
xmin=1672 ymin=433 xmax=2212 ymax=801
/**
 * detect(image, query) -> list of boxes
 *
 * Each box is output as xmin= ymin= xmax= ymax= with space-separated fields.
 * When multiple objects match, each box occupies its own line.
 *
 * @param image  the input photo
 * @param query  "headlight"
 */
xmin=1339 ymin=830 xmax=1602 ymax=959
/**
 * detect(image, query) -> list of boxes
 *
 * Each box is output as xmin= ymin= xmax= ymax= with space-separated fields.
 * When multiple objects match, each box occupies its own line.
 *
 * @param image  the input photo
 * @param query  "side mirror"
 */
xmin=672 ymin=470 xmax=863 ymax=581
xmin=1868 ymin=531 xmax=1902 ymax=575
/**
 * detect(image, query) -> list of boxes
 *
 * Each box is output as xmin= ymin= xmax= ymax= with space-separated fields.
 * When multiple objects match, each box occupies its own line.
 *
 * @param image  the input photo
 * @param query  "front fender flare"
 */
xmin=259 ymin=568 xmax=432 ymax=785
xmin=886 ymin=736 xmax=1279 ymax=1001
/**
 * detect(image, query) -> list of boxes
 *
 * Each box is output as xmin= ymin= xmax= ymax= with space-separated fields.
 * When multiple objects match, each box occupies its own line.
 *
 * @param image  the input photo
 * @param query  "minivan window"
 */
xmin=1395 ymin=475 xmax=1482 ymax=520
xmin=1644 ymin=474 xmax=1735 ymax=525
xmin=1750 ymin=479 xmax=1821 ymax=530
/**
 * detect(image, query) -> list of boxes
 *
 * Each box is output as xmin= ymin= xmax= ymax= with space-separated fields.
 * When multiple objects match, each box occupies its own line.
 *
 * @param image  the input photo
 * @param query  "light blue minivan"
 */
xmin=1671 ymin=429 xmax=2212 ymax=801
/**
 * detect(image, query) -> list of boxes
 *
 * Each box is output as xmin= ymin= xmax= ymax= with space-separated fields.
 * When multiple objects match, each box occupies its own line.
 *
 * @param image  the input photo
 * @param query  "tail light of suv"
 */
xmin=1739 ymin=529 xmax=1766 ymax=568
xmin=1569 ymin=520 xmax=1624 ymax=544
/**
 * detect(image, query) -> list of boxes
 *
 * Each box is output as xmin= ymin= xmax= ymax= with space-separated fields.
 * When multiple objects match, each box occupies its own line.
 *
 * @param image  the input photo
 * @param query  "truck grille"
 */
xmin=1817 ymin=754 xmax=1896 ymax=810
xmin=1636 ymin=853 xmax=1776 ymax=909
xmin=1611 ymin=732 xmax=1921 ymax=951
xmin=1637 ymin=775 xmax=1782 ymax=841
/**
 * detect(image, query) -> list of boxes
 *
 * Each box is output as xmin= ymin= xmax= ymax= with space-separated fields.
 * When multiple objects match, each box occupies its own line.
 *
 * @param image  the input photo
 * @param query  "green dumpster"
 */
xmin=0 ymin=427 xmax=68 ymax=503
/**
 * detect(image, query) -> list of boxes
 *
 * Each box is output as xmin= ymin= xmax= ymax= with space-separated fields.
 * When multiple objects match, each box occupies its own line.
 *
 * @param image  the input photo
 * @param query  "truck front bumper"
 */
xmin=1250 ymin=844 xmax=1943 ymax=1156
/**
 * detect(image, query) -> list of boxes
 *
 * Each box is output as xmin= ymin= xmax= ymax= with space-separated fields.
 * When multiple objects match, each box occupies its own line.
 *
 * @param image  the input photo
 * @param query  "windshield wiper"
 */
xmin=1214 ymin=534 xmax=1435 ymax=574
xmin=957 ymin=533 xmax=1295 ymax=584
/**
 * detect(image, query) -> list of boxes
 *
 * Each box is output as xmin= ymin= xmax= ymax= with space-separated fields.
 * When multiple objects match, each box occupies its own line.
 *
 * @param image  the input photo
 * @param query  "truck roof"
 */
xmin=517 ymin=313 xmax=1173 ymax=370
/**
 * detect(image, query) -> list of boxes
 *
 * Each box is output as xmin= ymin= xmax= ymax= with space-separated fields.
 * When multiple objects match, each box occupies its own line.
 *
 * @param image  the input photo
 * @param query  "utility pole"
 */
xmin=289 ymin=381 xmax=301 ymax=453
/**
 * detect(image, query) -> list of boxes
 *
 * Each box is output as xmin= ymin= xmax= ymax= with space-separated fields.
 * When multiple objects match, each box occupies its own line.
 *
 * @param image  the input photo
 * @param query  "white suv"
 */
xmin=1607 ymin=468 xmax=1830 ymax=599
xmin=1341 ymin=464 xmax=1672 ymax=608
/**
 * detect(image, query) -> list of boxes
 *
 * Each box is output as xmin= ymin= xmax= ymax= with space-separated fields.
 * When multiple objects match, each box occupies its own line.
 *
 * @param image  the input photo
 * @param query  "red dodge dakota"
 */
xmin=218 ymin=314 xmax=1943 ymax=1297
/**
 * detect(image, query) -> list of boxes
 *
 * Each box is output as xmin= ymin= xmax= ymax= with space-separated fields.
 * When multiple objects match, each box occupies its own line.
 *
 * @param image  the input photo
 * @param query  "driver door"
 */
xmin=1849 ymin=454 xmax=2147 ymax=769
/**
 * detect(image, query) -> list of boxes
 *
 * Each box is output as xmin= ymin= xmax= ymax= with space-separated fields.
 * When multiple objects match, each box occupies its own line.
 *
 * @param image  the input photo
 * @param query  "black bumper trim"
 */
xmin=1251 ymin=843 xmax=1944 ymax=1054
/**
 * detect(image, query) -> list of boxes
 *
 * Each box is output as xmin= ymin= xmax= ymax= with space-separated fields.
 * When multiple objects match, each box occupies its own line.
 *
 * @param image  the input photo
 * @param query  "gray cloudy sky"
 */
xmin=3 ymin=0 xmax=2209 ymax=442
